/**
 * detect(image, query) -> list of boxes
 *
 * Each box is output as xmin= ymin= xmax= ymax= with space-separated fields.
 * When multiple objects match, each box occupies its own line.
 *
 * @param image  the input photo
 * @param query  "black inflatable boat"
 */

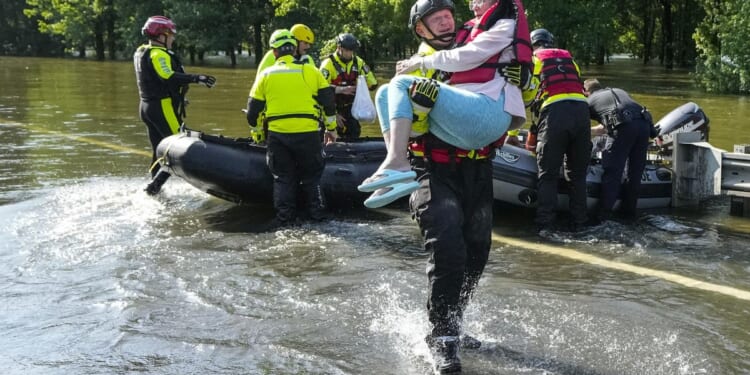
xmin=155 ymin=102 xmax=708 ymax=209
xmin=155 ymin=133 xmax=386 ymax=205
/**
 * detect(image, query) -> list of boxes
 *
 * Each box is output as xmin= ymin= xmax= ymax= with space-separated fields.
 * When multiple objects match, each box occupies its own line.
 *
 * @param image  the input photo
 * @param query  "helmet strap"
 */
xmin=337 ymin=50 xmax=353 ymax=63
xmin=151 ymin=34 xmax=168 ymax=47
xmin=418 ymin=22 xmax=455 ymax=50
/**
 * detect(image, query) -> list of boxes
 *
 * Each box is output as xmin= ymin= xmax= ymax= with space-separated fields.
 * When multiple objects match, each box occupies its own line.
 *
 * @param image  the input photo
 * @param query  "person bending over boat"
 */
xmin=523 ymin=28 xmax=591 ymax=233
xmin=255 ymin=23 xmax=316 ymax=78
xmin=134 ymin=15 xmax=216 ymax=195
xmin=245 ymin=29 xmax=338 ymax=226
xmin=367 ymin=0 xmax=530 ymax=372
xmin=584 ymin=78 xmax=657 ymax=222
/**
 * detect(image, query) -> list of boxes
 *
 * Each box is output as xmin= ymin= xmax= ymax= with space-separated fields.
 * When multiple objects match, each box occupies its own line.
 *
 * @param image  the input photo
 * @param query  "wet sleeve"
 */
xmin=246 ymin=76 xmax=266 ymax=127
xmin=246 ymin=97 xmax=265 ymax=127
xmin=150 ymin=49 xmax=194 ymax=84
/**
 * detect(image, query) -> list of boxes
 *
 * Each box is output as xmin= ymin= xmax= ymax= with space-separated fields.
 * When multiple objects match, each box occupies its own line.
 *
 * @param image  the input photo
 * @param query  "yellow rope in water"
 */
xmin=492 ymin=232 xmax=750 ymax=302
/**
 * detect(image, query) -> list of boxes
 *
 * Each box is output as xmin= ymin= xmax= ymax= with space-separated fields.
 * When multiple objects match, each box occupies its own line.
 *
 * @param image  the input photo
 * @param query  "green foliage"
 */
xmin=5 ymin=0 xmax=746 ymax=93
xmin=694 ymin=0 xmax=749 ymax=93
xmin=1 ymin=0 xmax=62 ymax=55
xmin=24 ymin=0 xmax=98 ymax=51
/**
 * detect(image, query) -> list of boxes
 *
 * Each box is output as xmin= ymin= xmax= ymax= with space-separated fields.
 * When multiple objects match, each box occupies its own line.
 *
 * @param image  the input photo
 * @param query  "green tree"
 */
xmin=694 ymin=0 xmax=750 ymax=93
xmin=24 ymin=0 xmax=119 ymax=60
xmin=1 ymin=0 xmax=64 ymax=55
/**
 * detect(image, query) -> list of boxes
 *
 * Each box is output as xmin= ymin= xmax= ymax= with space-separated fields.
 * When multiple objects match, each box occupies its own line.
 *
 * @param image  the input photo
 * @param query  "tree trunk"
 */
xmin=106 ymin=2 xmax=116 ymax=60
xmin=253 ymin=21 xmax=263 ymax=66
xmin=642 ymin=4 xmax=655 ymax=65
xmin=229 ymin=48 xmax=237 ymax=67
xmin=94 ymin=18 xmax=105 ymax=60
xmin=661 ymin=0 xmax=674 ymax=70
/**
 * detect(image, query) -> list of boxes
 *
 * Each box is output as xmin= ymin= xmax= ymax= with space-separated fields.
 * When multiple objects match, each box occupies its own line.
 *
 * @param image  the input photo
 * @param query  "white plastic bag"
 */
xmin=351 ymin=75 xmax=376 ymax=122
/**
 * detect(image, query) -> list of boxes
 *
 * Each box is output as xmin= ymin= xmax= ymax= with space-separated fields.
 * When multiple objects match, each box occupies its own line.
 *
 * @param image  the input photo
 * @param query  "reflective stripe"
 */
xmin=151 ymin=49 xmax=174 ymax=79
xmin=160 ymin=97 xmax=181 ymax=134
xmin=263 ymin=68 xmax=304 ymax=76
xmin=251 ymin=55 xmax=325 ymax=133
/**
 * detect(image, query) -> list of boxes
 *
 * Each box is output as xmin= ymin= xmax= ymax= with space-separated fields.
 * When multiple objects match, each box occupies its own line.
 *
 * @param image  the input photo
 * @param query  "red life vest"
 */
xmin=409 ymin=133 xmax=507 ymax=164
xmin=534 ymin=48 xmax=584 ymax=98
xmin=328 ymin=54 xmax=365 ymax=106
xmin=328 ymin=54 xmax=361 ymax=87
xmin=450 ymin=0 xmax=533 ymax=85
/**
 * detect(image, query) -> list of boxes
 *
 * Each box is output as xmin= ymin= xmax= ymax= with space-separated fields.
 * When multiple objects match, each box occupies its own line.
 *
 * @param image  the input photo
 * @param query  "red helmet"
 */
xmin=142 ymin=16 xmax=176 ymax=38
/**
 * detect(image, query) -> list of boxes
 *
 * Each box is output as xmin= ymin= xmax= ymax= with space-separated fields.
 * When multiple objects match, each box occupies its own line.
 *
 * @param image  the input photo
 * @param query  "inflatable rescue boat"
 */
xmin=155 ymin=102 xmax=708 ymax=209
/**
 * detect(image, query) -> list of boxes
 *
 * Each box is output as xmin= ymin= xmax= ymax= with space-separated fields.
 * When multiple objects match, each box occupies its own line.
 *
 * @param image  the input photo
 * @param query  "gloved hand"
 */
xmin=409 ymin=78 xmax=440 ymax=109
xmin=245 ymin=109 xmax=255 ymax=127
xmin=250 ymin=128 xmax=265 ymax=144
xmin=409 ymin=79 xmax=439 ymax=135
xmin=501 ymin=63 xmax=531 ymax=89
xmin=194 ymin=74 xmax=216 ymax=88
xmin=651 ymin=123 xmax=661 ymax=138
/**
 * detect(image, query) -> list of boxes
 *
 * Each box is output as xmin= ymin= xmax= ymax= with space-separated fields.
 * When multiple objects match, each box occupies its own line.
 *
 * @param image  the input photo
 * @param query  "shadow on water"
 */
xmin=470 ymin=343 xmax=603 ymax=375
xmin=192 ymin=199 xmax=406 ymax=233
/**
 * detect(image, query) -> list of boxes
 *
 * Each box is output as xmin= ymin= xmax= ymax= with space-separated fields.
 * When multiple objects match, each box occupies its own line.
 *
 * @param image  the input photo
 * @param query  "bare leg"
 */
xmin=377 ymin=117 xmax=412 ymax=172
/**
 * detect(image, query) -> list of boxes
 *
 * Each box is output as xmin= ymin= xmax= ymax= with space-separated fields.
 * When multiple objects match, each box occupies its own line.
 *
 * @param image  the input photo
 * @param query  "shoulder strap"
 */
xmin=609 ymin=88 xmax=622 ymax=109
xmin=329 ymin=54 xmax=346 ymax=76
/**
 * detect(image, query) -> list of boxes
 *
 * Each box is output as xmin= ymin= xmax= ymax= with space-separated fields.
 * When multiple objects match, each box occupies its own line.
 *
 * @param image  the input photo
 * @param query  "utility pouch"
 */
xmin=602 ymin=109 xmax=624 ymax=136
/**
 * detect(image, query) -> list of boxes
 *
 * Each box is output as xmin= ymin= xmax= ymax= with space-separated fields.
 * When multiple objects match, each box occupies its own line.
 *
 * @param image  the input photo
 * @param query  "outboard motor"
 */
xmin=654 ymin=102 xmax=709 ymax=155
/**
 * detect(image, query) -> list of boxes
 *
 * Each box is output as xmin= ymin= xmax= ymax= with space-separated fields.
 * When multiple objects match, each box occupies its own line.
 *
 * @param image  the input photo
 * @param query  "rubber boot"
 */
xmin=301 ymin=182 xmax=329 ymax=221
xmin=460 ymin=334 xmax=481 ymax=349
xmin=144 ymin=170 xmax=171 ymax=195
xmin=426 ymin=335 xmax=461 ymax=374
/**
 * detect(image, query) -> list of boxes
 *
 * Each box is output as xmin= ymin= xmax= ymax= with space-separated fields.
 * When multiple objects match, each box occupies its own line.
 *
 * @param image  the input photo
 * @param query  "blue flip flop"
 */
xmin=358 ymin=169 xmax=417 ymax=192
xmin=363 ymin=181 xmax=420 ymax=209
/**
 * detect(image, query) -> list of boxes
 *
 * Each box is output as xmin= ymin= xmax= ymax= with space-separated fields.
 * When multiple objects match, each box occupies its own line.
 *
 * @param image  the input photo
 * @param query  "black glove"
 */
xmin=501 ymin=63 xmax=531 ymax=89
xmin=245 ymin=109 xmax=255 ymax=127
xmin=650 ymin=123 xmax=661 ymax=138
xmin=194 ymin=74 xmax=216 ymax=88
xmin=409 ymin=79 xmax=440 ymax=109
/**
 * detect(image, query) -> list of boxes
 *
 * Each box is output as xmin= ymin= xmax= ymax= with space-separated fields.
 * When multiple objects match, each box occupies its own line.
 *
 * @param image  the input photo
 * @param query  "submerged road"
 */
xmin=18 ymin=119 xmax=750 ymax=303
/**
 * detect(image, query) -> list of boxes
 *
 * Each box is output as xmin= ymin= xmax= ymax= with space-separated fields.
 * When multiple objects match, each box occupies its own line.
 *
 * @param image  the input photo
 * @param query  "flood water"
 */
xmin=2 ymin=56 xmax=750 ymax=374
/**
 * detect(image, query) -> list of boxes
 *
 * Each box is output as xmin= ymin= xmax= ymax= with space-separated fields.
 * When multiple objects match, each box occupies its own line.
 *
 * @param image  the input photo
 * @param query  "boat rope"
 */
xmin=148 ymin=132 xmax=185 ymax=173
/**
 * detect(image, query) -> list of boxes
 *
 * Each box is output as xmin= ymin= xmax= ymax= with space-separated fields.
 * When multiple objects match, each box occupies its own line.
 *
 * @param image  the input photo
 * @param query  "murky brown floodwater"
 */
xmin=2 ymin=56 xmax=750 ymax=374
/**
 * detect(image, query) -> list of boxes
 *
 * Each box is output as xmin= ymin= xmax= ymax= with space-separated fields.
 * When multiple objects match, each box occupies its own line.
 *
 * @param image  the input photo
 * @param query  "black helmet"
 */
xmin=408 ymin=0 xmax=455 ymax=34
xmin=336 ymin=33 xmax=359 ymax=51
xmin=530 ymin=28 xmax=554 ymax=48
xmin=408 ymin=0 xmax=456 ymax=50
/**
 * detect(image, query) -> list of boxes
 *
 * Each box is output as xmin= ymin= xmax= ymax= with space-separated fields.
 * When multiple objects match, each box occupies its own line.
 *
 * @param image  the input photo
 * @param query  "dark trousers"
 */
xmin=410 ymin=158 xmax=493 ymax=337
xmin=140 ymin=100 xmax=178 ymax=177
xmin=600 ymin=119 xmax=651 ymax=218
xmin=336 ymin=105 xmax=361 ymax=140
xmin=535 ymin=100 xmax=592 ymax=227
xmin=266 ymin=131 xmax=326 ymax=223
